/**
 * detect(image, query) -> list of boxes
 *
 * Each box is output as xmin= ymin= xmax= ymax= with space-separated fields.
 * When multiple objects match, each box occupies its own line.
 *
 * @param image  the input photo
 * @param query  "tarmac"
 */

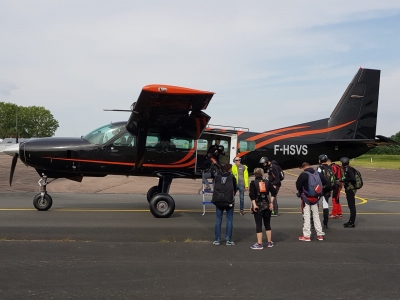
xmin=0 ymin=153 xmax=400 ymax=299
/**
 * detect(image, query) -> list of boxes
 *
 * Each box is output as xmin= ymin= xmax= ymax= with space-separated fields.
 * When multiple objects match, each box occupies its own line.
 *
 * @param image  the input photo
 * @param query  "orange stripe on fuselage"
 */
xmin=246 ymin=126 xmax=310 ymax=141
xmin=42 ymin=157 xmax=196 ymax=168
xmin=255 ymin=120 xmax=356 ymax=149
xmin=171 ymin=144 xmax=196 ymax=165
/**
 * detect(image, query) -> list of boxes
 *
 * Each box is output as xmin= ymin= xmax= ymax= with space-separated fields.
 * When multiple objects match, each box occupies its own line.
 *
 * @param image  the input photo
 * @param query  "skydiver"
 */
xmin=259 ymin=157 xmax=282 ymax=216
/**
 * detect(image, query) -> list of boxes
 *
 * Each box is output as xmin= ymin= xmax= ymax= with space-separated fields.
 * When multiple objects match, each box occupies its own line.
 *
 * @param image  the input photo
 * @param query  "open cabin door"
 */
xmin=195 ymin=125 xmax=249 ymax=174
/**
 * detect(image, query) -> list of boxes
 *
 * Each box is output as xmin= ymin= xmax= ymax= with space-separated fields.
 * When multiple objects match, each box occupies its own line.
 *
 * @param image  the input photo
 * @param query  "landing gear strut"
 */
xmin=148 ymin=175 xmax=175 ymax=218
xmin=33 ymin=174 xmax=53 ymax=211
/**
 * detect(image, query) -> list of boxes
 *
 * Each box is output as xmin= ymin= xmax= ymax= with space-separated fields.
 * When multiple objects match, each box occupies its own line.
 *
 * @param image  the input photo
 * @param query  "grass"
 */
xmin=350 ymin=154 xmax=400 ymax=169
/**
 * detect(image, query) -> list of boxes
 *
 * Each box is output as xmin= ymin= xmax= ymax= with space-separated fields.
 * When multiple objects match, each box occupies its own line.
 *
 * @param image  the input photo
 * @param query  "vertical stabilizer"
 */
xmin=328 ymin=68 xmax=380 ymax=139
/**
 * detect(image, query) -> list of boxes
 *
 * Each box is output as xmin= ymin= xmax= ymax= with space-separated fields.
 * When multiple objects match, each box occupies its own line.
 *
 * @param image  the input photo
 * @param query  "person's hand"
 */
xmin=273 ymin=185 xmax=276 ymax=189
xmin=245 ymin=187 xmax=249 ymax=192
xmin=269 ymin=203 xmax=273 ymax=211
xmin=296 ymin=192 xmax=301 ymax=198
xmin=253 ymin=204 xmax=259 ymax=212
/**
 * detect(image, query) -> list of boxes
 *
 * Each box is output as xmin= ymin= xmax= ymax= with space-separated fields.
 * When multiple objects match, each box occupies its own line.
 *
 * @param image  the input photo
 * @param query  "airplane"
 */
xmin=3 ymin=67 xmax=397 ymax=218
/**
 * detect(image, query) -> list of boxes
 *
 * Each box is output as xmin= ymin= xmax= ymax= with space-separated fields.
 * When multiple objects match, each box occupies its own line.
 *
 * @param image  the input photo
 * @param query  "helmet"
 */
xmin=259 ymin=157 xmax=269 ymax=164
xmin=340 ymin=157 xmax=350 ymax=166
xmin=318 ymin=154 xmax=328 ymax=163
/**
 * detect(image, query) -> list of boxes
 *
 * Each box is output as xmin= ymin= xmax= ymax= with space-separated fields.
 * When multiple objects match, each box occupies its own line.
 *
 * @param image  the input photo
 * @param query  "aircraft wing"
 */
xmin=126 ymin=85 xmax=214 ymax=139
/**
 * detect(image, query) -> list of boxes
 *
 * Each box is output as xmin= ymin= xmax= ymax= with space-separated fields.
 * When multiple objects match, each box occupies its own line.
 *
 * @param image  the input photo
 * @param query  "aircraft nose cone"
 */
xmin=3 ymin=143 xmax=20 ymax=156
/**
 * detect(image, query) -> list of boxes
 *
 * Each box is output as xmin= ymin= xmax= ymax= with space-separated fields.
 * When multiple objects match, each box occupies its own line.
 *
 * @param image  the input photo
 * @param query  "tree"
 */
xmin=0 ymin=102 xmax=59 ymax=138
xmin=391 ymin=131 xmax=400 ymax=143
xmin=0 ymin=102 xmax=18 ymax=139
xmin=18 ymin=106 xmax=59 ymax=137
xmin=367 ymin=131 xmax=400 ymax=155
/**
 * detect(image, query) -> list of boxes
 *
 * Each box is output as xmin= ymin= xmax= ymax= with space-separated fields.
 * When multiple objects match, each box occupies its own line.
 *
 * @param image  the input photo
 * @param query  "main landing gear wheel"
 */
xmin=147 ymin=185 xmax=159 ymax=203
xmin=33 ymin=193 xmax=53 ymax=211
xmin=149 ymin=193 xmax=175 ymax=218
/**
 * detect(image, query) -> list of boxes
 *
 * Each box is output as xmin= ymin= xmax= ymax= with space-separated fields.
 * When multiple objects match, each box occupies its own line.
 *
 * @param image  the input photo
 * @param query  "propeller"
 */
xmin=9 ymin=153 xmax=18 ymax=186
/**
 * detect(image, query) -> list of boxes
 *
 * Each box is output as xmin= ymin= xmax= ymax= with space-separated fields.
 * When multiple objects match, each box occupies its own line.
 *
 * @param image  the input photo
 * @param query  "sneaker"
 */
xmin=338 ymin=215 xmax=343 ymax=219
xmin=343 ymin=222 xmax=355 ymax=228
xmin=328 ymin=215 xmax=337 ymax=219
xmin=271 ymin=211 xmax=278 ymax=217
xmin=250 ymin=243 xmax=263 ymax=250
xmin=298 ymin=236 xmax=311 ymax=242
xmin=226 ymin=240 xmax=235 ymax=246
xmin=323 ymin=224 xmax=329 ymax=229
xmin=240 ymin=210 xmax=245 ymax=215
xmin=213 ymin=240 xmax=220 ymax=246
xmin=317 ymin=235 xmax=324 ymax=241
xmin=267 ymin=241 xmax=274 ymax=248
xmin=204 ymin=188 xmax=212 ymax=193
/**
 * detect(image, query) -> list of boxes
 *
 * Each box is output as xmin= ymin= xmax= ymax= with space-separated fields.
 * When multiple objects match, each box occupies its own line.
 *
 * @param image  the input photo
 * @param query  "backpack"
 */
xmin=253 ymin=179 xmax=270 ymax=203
xmin=271 ymin=162 xmax=285 ymax=181
xmin=350 ymin=167 xmax=363 ymax=190
xmin=212 ymin=173 xmax=235 ymax=209
xmin=301 ymin=171 xmax=323 ymax=205
xmin=331 ymin=163 xmax=343 ymax=180
xmin=320 ymin=164 xmax=336 ymax=192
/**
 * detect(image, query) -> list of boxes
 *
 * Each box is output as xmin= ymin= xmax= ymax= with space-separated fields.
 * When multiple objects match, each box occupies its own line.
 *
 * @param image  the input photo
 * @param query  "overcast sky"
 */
xmin=1 ymin=1 xmax=400 ymax=137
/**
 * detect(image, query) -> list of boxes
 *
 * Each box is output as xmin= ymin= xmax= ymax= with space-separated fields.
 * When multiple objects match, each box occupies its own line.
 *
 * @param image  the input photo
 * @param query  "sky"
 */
xmin=1 ymin=0 xmax=400 ymax=137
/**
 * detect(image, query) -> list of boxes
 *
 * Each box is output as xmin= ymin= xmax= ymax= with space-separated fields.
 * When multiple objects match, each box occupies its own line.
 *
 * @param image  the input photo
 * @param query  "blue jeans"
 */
xmin=214 ymin=206 xmax=234 ymax=241
xmin=237 ymin=184 xmax=245 ymax=210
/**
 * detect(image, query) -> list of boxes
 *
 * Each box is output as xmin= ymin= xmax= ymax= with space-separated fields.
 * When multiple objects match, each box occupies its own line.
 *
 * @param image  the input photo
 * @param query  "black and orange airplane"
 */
xmin=3 ymin=67 xmax=396 ymax=217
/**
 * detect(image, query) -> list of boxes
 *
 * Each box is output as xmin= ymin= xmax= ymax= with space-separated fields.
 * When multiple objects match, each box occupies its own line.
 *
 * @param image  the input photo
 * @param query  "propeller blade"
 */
xmin=9 ymin=153 xmax=18 ymax=186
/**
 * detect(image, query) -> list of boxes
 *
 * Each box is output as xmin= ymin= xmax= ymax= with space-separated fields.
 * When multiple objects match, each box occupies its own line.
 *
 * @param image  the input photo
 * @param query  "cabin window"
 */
xmin=170 ymin=137 xmax=194 ymax=149
xmin=146 ymin=135 xmax=159 ymax=147
xmin=113 ymin=132 xmax=135 ymax=147
xmin=239 ymin=140 xmax=255 ymax=152
xmin=197 ymin=139 xmax=208 ymax=151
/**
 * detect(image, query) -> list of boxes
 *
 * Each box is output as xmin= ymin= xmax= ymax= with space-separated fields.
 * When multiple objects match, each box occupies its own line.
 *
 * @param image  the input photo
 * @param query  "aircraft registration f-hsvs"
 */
xmin=3 ymin=67 xmax=396 ymax=217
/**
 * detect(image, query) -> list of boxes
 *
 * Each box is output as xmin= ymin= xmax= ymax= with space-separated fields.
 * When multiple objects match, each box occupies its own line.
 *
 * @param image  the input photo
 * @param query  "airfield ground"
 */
xmin=0 ymin=153 xmax=399 ymax=299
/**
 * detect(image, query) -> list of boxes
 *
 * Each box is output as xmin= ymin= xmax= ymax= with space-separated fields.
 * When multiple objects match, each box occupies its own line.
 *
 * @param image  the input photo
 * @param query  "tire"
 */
xmin=149 ymin=193 xmax=175 ymax=218
xmin=33 ymin=193 xmax=53 ymax=211
xmin=147 ymin=185 xmax=159 ymax=203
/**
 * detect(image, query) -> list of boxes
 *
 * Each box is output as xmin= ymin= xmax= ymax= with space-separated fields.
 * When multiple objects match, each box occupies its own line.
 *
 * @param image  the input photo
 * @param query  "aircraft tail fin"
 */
xmin=328 ymin=68 xmax=380 ymax=140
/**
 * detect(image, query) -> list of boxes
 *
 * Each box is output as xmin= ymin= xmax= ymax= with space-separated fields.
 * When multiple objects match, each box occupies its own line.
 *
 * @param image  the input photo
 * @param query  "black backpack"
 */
xmin=351 ymin=167 xmax=363 ymax=189
xmin=253 ymin=179 xmax=270 ymax=203
xmin=272 ymin=162 xmax=285 ymax=181
xmin=212 ymin=173 xmax=235 ymax=209
xmin=320 ymin=164 xmax=336 ymax=191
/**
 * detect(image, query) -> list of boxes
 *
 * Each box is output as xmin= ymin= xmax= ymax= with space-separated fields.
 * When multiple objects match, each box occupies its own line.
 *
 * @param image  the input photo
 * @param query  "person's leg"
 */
xmin=263 ymin=209 xmax=272 ymax=243
xmin=302 ymin=203 xmax=311 ymax=238
xmin=214 ymin=207 xmax=223 ymax=242
xmin=345 ymin=190 xmax=356 ymax=226
xmin=337 ymin=187 xmax=343 ymax=216
xmin=311 ymin=204 xmax=324 ymax=236
xmin=273 ymin=185 xmax=280 ymax=214
xmin=322 ymin=194 xmax=330 ymax=227
xmin=202 ymin=172 xmax=212 ymax=190
xmin=238 ymin=185 xmax=245 ymax=212
xmin=225 ymin=206 xmax=234 ymax=242
xmin=250 ymin=210 xmax=264 ymax=249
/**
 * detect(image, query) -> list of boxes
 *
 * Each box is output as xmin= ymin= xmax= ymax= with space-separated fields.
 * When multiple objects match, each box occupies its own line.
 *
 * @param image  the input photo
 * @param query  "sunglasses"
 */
xmin=234 ymin=159 xmax=240 ymax=161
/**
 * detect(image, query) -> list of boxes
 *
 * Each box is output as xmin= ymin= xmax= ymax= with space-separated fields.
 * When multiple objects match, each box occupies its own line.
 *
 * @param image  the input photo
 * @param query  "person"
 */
xmin=231 ymin=156 xmax=249 ymax=215
xmin=296 ymin=162 xmax=327 ymax=241
xmin=211 ymin=163 xmax=237 ymax=245
xmin=327 ymin=159 xmax=343 ymax=219
xmin=206 ymin=138 xmax=225 ymax=165
xmin=340 ymin=157 xmax=357 ymax=228
xmin=202 ymin=157 xmax=221 ymax=192
xmin=317 ymin=154 xmax=333 ymax=229
xmin=249 ymin=168 xmax=277 ymax=250
xmin=259 ymin=157 xmax=282 ymax=216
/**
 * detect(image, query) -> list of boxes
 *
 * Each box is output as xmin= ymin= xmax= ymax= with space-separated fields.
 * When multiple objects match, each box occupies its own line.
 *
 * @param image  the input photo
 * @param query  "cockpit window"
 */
xmin=83 ymin=124 xmax=123 ymax=145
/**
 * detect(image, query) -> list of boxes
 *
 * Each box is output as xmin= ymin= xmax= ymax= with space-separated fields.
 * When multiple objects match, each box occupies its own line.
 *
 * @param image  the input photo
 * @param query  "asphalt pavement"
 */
xmin=0 ymin=192 xmax=399 ymax=299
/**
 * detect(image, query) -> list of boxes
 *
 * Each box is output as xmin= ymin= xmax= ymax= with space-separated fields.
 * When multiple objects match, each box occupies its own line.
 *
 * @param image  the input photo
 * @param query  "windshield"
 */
xmin=83 ymin=123 xmax=123 ymax=145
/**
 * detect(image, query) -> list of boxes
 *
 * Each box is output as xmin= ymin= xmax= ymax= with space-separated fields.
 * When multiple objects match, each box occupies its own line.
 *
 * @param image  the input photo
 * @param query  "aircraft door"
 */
xmin=195 ymin=132 xmax=238 ymax=173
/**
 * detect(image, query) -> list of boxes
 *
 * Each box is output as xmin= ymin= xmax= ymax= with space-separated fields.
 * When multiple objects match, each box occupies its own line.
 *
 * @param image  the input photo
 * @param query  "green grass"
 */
xmin=350 ymin=154 xmax=400 ymax=169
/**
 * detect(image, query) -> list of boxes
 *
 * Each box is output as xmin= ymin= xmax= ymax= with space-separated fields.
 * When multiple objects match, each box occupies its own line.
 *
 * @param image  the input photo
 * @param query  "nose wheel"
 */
xmin=33 ymin=174 xmax=54 ymax=211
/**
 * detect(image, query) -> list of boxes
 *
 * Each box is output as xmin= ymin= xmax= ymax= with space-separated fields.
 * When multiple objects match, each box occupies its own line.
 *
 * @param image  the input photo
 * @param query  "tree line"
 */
xmin=367 ymin=131 xmax=400 ymax=155
xmin=0 ymin=102 xmax=59 ymax=139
